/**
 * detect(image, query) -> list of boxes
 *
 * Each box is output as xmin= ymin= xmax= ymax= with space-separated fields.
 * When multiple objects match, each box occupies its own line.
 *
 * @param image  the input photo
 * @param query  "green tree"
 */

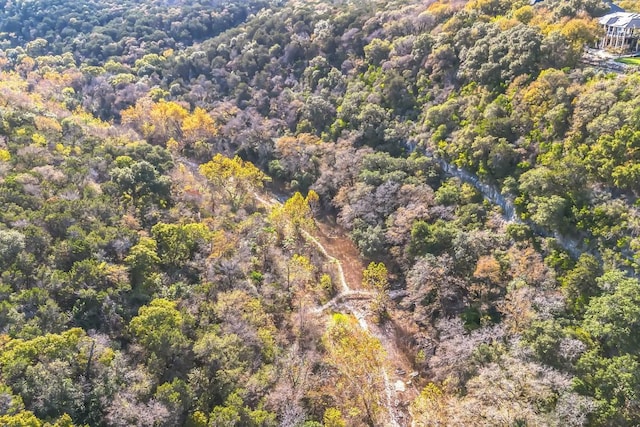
xmin=124 ymin=237 xmax=161 ymax=294
xmin=151 ymin=222 xmax=210 ymax=268
xmin=129 ymin=299 xmax=191 ymax=374
xmin=0 ymin=329 xmax=89 ymax=420
xmin=110 ymin=159 xmax=171 ymax=207
xmin=561 ymin=254 xmax=602 ymax=315
xmin=575 ymin=351 xmax=640 ymax=425
xmin=582 ymin=271 xmax=640 ymax=355
xmin=528 ymin=195 xmax=568 ymax=231
xmin=364 ymin=39 xmax=391 ymax=66
xmin=409 ymin=219 xmax=456 ymax=257
xmin=0 ymin=229 xmax=25 ymax=269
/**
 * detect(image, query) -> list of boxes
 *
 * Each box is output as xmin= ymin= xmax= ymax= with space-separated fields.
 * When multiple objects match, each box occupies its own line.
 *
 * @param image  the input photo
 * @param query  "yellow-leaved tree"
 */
xmin=269 ymin=191 xmax=318 ymax=239
xmin=199 ymin=154 xmax=270 ymax=211
xmin=363 ymin=261 xmax=390 ymax=322
xmin=322 ymin=313 xmax=388 ymax=426
xmin=182 ymin=107 xmax=219 ymax=144
xmin=121 ymin=98 xmax=189 ymax=144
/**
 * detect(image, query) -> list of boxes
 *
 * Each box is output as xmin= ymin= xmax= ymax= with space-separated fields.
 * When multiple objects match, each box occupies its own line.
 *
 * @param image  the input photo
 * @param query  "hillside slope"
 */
xmin=1 ymin=0 xmax=640 ymax=425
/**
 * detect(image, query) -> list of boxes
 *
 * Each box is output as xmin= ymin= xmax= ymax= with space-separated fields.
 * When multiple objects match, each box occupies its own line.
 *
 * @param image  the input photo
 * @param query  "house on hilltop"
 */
xmin=598 ymin=12 xmax=640 ymax=52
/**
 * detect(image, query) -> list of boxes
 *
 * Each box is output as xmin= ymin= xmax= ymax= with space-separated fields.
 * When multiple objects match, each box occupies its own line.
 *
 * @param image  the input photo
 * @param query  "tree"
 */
xmin=465 ymin=0 xmax=511 ymax=16
xmin=558 ymin=17 xmax=602 ymax=52
xmin=269 ymin=191 xmax=316 ymax=239
xmin=409 ymin=219 xmax=456 ymax=257
xmin=125 ymin=237 xmax=161 ymax=294
xmin=129 ymin=299 xmax=191 ymax=375
xmin=121 ymin=99 xmax=189 ymax=144
xmin=181 ymin=107 xmax=219 ymax=145
xmin=410 ymin=383 xmax=452 ymax=426
xmin=362 ymin=262 xmax=388 ymax=291
xmin=0 ymin=411 xmax=43 ymax=427
xmin=199 ymin=154 xmax=270 ymax=211
xmin=110 ymin=159 xmax=172 ymax=207
xmin=322 ymin=314 xmax=388 ymax=426
xmin=0 ymin=229 xmax=25 ymax=269
xmin=209 ymin=392 xmax=276 ymax=427
xmin=459 ymin=24 xmax=542 ymax=88
xmin=469 ymin=254 xmax=505 ymax=321
xmin=575 ymin=350 xmax=640 ymax=425
xmin=528 ymin=195 xmax=568 ymax=231
xmin=272 ymin=134 xmax=323 ymax=191
xmin=364 ymin=39 xmax=391 ymax=66
xmin=192 ymin=290 xmax=277 ymax=408
xmin=0 ymin=328 xmax=91 ymax=420
xmin=459 ymin=355 xmax=574 ymax=425
xmin=323 ymin=408 xmax=346 ymax=427
xmin=561 ymin=253 xmax=601 ymax=315
xmin=404 ymin=255 xmax=465 ymax=325
xmin=582 ymin=271 xmax=640 ymax=355
xmin=473 ymin=255 xmax=502 ymax=285
xmin=154 ymin=378 xmax=192 ymax=426
xmin=151 ymin=222 xmax=210 ymax=269
xmin=286 ymin=254 xmax=315 ymax=293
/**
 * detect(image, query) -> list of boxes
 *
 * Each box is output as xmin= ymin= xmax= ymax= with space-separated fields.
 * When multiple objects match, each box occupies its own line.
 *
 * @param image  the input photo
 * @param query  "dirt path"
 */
xmin=251 ymin=189 xmax=413 ymax=426
xmin=313 ymin=217 xmax=366 ymax=291
xmin=178 ymin=157 xmax=414 ymax=425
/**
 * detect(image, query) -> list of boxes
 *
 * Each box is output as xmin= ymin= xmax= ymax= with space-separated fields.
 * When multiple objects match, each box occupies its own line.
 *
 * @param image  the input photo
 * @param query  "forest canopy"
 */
xmin=0 ymin=0 xmax=639 ymax=425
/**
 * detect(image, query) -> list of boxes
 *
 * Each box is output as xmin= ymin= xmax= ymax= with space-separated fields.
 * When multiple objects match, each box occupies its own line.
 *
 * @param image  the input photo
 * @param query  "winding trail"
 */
xmin=179 ymin=131 xmax=640 ymax=423
xmin=181 ymin=141 xmax=631 ymax=425
xmin=179 ymin=157 xmax=410 ymax=426
xmin=252 ymin=190 xmax=407 ymax=427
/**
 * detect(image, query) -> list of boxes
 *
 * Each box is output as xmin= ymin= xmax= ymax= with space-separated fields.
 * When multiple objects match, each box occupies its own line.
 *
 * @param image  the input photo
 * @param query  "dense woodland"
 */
xmin=1 ymin=0 xmax=640 ymax=425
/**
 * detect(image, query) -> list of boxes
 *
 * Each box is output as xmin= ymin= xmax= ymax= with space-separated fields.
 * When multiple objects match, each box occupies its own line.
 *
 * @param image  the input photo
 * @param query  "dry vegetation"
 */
xmin=0 ymin=0 xmax=639 ymax=426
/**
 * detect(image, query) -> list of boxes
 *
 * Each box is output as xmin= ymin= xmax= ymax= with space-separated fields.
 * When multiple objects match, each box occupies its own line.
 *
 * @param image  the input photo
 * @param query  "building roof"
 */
xmin=599 ymin=12 xmax=640 ymax=30
xmin=607 ymin=2 xmax=625 ymax=13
